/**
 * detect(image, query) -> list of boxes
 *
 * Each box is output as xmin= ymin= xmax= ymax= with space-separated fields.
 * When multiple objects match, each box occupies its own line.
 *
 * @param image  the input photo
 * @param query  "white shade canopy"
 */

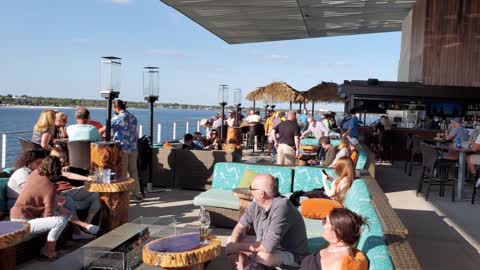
xmin=160 ymin=0 xmax=416 ymax=44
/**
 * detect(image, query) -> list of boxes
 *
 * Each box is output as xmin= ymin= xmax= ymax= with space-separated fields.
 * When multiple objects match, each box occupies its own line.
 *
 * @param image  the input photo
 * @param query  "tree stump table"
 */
xmin=84 ymin=178 xmax=134 ymax=234
xmin=143 ymin=233 xmax=221 ymax=270
xmin=0 ymin=221 xmax=30 ymax=270
xmin=232 ymin=188 xmax=253 ymax=219
xmin=91 ymin=141 xmax=123 ymax=177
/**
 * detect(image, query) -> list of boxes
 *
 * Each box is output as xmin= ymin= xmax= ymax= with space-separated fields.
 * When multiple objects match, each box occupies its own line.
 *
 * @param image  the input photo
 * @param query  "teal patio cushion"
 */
xmin=300 ymin=138 xmax=339 ymax=147
xmin=293 ymin=166 xmax=335 ymax=192
xmin=193 ymin=189 xmax=240 ymax=210
xmin=212 ymin=163 xmax=293 ymax=194
xmin=356 ymin=145 xmax=368 ymax=169
xmin=344 ymin=179 xmax=371 ymax=209
xmin=0 ymin=178 xmax=8 ymax=212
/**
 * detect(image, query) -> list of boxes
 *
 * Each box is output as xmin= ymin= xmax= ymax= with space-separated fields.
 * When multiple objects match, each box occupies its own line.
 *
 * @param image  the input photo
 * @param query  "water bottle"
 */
xmin=455 ymin=137 xmax=461 ymax=148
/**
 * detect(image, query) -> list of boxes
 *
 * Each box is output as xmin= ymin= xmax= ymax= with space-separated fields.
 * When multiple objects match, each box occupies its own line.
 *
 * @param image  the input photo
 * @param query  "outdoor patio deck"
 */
xmin=16 ymin=158 xmax=480 ymax=270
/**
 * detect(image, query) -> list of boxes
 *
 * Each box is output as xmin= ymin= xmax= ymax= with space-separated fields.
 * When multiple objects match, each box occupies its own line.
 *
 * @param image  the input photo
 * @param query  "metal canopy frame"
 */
xmin=160 ymin=0 xmax=416 ymax=44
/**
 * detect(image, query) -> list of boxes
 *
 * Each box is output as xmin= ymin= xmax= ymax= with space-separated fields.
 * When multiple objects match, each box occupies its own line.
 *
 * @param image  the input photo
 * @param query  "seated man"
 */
xmin=193 ymin=131 xmax=205 ymax=149
xmin=226 ymin=174 xmax=309 ymax=269
xmin=180 ymin=133 xmax=202 ymax=150
xmin=308 ymin=136 xmax=337 ymax=167
xmin=66 ymin=107 xmax=101 ymax=142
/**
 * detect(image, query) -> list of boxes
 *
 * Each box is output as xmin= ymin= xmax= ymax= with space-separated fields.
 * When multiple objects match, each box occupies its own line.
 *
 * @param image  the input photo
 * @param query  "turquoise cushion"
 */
xmin=212 ymin=163 xmax=293 ymax=194
xmin=300 ymin=139 xmax=339 ymax=147
xmin=193 ymin=189 xmax=240 ymax=210
xmin=293 ymin=166 xmax=335 ymax=192
xmin=2 ymin=167 xmax=15 ymax=175
xmin=343 ymin=179 xmax=371 ymax=209
xmin=356 ymin=145 xmax=368 ymax=169
xmin=0 ymin=178 xmax=8 ymax=212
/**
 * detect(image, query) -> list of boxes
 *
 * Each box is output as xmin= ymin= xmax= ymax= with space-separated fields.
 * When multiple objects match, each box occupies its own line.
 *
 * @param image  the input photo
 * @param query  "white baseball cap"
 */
xmin=349 ymin=138 xmax=359 ymax=146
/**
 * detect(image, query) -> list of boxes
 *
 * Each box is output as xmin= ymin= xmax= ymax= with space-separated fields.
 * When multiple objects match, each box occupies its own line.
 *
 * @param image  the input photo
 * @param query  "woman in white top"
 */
xmin=329 ymin=136 xmax=351 ymax=168
xmin=322 ymin=156 xmax=355 ymax=204
xmin=7 ymin=149 xmax=49 ymax=208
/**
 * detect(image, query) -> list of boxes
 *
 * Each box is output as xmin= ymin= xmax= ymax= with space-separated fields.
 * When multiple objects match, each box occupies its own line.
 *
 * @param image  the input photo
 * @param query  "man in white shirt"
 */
xmin=66 ymin=107 xmax=101 ymax=142
xmin=300 ymin=116 xmax=328 ymax=140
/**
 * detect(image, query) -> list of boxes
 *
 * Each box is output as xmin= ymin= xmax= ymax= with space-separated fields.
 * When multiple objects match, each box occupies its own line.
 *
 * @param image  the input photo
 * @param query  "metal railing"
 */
xmin=1 ymin=120 xmax=211 ymax=169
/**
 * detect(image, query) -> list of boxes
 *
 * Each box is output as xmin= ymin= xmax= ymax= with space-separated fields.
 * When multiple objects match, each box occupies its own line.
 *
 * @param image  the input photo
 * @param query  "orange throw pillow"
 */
xmin=342 ymin=248 xmax=369 ymax=270
xmin=300 ymin=198 xmax=343 ymax=220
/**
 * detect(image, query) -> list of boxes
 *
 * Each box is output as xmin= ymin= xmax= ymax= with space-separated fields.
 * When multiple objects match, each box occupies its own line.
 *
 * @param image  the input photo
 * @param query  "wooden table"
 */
xmin=432 ymin=145 xmax=473 ymax=200
xmin=0 ymin=221 xmax=30 ymax=270
xmin=296 ymin=153 xmax=317 ymax=166
xmin=143 ymin=233 xmax=221 ymax=270
xmin=232 ymin=188 xmax=253 ymax=218
xmin=85 ymin=178 xmax=134 ymax=234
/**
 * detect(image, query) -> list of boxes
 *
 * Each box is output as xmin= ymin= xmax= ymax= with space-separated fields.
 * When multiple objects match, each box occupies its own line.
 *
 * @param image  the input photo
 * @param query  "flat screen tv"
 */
xmin=427 ymin=103 xmax=464 ymax=117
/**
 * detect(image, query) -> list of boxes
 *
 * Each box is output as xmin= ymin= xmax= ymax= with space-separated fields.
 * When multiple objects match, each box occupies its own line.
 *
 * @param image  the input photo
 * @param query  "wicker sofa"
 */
xmin=152 ymin=146 xmax=242 ymax=190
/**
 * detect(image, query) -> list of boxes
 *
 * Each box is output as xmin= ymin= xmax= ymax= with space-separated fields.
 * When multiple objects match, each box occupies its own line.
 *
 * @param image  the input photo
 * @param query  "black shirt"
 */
xmin=274 ymin=120 xmax=300 ymax=147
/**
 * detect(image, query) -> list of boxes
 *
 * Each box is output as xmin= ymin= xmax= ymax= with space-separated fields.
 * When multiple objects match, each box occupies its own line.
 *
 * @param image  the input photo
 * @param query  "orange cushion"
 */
xmin=342 ymin=248 xmax=369 ymax=270
xmin=300 ymin=198 xmax=343 ymax=220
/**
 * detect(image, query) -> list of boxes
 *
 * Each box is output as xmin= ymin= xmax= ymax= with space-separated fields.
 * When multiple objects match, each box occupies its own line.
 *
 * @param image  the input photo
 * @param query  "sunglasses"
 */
xmin=249 ymin=185 xmax=262 ymax=192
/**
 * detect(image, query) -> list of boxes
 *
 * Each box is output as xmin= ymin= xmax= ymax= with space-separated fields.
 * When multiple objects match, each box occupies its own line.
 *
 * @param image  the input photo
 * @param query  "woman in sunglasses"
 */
xmin=299 ymin=208 xmax=368 ymax=270
xmin=204 ymin=130 xmax=222 ymax=150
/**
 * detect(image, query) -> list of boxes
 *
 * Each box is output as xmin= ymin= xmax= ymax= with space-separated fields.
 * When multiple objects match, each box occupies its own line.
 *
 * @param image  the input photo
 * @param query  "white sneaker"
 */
xmin=476 ymin=178 xmax=480 ymax=188
xmin=72 ymin=231 xmax=94 ymax=240
xmin=86 ymin=224 xmax=99 ymax=235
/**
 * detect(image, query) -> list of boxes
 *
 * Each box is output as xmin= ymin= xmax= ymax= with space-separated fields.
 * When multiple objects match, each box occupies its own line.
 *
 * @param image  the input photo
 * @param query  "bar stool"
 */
xmin=417 ymin=143 xmax=457 ymax=201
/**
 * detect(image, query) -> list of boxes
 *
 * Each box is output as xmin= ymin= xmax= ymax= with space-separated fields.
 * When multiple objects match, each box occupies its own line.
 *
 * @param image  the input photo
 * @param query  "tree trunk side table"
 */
xmin=232 ymin=188 xmax=253 ymax=219
xmin=0 ymin=221 xmax=30 ymax=270
xmin=143 ymin=233 xmax=221 ymax=270
xmin=84 ymin=178 xmax=134 ymax=234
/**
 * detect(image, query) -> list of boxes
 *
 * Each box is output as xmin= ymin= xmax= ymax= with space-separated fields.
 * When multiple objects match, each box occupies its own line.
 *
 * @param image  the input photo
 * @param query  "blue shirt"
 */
xmin=348 ymin=116 xmax=359 ymax=138
xmin=67 ymin=124 xmax=101 ymax=142
xmin=111 ymin=110 xmax=138 ymax=152
xmin=450 ymin=126 xmax=469 ymax=142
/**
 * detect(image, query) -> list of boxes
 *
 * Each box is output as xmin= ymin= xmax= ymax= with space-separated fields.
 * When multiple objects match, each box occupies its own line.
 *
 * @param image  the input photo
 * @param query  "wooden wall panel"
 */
xmin=403 ymin=0 xmax=480 ymax=87
xmin=408 ymin=0 xmax=426 ymax=82
xmin=423 ymin=0 xmax=479 ymax=86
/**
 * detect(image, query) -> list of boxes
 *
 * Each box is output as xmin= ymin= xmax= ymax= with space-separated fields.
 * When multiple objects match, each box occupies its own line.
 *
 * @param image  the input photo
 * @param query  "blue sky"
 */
xmin=0 ymin=0 xmax=401 ymax=109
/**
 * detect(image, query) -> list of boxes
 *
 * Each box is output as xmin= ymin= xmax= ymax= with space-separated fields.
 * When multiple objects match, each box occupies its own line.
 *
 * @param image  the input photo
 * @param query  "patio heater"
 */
xmin=218 ymin=84 xmax=229 ymax=141
xmin=233 ymin=88 xmax=242 ymax=127
xmin=99 ymin=56 xmax=121 ymax=141
xmin=143 ymin=66 xmax=159 ymax=193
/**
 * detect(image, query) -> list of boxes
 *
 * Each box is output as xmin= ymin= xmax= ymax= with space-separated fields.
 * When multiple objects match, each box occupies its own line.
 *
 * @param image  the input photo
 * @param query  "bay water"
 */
xmin=0 ymin=106 xmax=217 ymax=168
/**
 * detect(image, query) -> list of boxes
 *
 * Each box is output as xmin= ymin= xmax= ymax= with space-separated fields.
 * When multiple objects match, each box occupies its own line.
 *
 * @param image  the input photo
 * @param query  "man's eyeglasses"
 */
xmin=249 ymin=185 xmax=262 ymax=192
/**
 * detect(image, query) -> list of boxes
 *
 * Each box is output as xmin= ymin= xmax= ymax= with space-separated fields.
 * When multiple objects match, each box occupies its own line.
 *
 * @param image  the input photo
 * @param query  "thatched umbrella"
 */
xmin=246 ymin=82 xmax=306 ymax=111
xmin=303 ymin=82 xmax=341 ymax=116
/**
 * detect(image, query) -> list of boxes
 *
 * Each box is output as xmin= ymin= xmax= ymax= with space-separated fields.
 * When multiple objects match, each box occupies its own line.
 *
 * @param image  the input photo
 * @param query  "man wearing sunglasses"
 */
xmin=226 ymin=174 xmax=308 ymax=269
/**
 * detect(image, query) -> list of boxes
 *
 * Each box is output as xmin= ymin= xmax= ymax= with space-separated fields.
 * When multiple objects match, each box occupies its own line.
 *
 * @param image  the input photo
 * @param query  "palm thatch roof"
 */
xmin=246 ymin=82 xmax=306 ymax=103
xmin=303 ymin=82 xmax=342 ymax=103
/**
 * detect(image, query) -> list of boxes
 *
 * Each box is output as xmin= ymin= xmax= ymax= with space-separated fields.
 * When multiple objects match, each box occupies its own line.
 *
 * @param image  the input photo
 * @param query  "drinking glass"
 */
xmin=199 ymin=210 xmax=210 ymax=245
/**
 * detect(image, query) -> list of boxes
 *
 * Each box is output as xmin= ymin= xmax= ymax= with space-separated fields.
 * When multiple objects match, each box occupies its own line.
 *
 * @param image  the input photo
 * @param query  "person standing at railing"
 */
xmin=99 ymin=100 xmax=142 ymax=202
xmin=32 ymin=110 xmax=56 ymax=151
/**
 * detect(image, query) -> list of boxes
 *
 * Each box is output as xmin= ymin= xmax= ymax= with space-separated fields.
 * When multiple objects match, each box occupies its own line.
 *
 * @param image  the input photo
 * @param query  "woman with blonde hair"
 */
xmin=32 ymin=110 xmax=56 ymax=151
xmin=322 ymin=156 xmax=355 ymax=204
xmin=329 ymin=136 xmax=351 ymax=168
xmin=54 ymin=112 xmax=68 ymax=140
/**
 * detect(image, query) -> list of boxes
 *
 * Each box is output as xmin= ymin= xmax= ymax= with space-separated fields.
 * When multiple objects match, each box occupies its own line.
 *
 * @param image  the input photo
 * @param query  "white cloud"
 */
xmin=265 ymin=54 xmax=289 ymax=59
xmin=111 ymin=0 xmax=130 ymax=4
xmin=144 ymin=48 xmax=185 ymax=56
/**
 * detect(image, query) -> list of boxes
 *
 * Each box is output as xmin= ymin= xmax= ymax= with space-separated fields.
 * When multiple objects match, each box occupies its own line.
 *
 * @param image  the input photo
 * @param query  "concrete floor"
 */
xmin=18 ymin=158 xmax=480 ymax=270
xmin=375 ymin=161 xmax=480 ymax=270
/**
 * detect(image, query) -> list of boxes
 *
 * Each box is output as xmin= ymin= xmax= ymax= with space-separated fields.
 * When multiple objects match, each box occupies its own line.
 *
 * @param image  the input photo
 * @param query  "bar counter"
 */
xmin=359 ymin=126 xmax=444 ymax=161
